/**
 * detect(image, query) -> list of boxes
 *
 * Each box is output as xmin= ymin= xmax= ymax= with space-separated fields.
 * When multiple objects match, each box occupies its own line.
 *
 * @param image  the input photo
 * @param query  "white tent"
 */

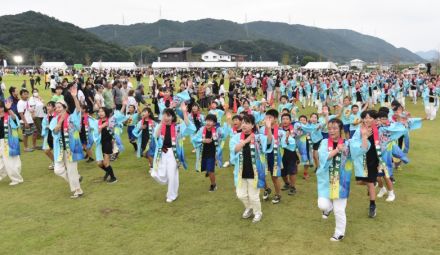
xmin=152 ymin=61 xmax=279 ymax=69
xmin=90 ymin=62 xmax=137 ymax=70
xmin=40 ymin=62 xmax=68 ymax=71
xmin=302 ymin=62 xmax=338 ymax=70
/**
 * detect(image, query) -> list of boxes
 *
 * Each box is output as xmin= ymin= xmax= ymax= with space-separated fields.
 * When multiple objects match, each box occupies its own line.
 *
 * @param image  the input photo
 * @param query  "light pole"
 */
xmin=13 ymin=55 xmax=23 ymax=74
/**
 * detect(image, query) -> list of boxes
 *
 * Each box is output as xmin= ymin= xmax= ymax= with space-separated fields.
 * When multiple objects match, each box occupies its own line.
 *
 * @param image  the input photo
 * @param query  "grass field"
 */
xmin=0 ymin=74 xmax=439 ymax=255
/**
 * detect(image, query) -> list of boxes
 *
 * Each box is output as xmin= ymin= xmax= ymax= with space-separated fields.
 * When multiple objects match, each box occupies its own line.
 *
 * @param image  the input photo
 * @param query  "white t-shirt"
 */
xmin=77 ymin=90 xmax=85 ymax=105
xmin=50 ymin=79 xmax=57 ymax=89
xmin=17 ymin=100 xmax=34 ymax=124
xmin=94 ymin=93 xmax=104 ymax=109
xmin=29 ymin=97 xmax=45 ymax=118
xmin=219 ymin=84 xmax=226 ymax=95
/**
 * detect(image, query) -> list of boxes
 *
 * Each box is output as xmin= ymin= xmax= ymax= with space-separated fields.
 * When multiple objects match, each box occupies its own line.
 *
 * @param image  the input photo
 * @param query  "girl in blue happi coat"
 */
xmin=192 ymin=114 xmax=226 ymax=192
xmin=0 ymin=100 xmax=23 ymax=186
xmin=229 ymin=114 xmax=270 ymax=223
xmin=316 ymin=118 xmax=364 ymax=242
xmin=79 ymin=104 xmax=95 ymax=163
xmin=151 ymin=104 xmax=196 ymax=203
xmin=123 ymin=104 xmax=140 ymax=151
xmin=294 ymin=115 xmax=314 ymax=179
xmin=49 ymin=87 xmax=84 ymax=198
xmin=42 ymin=101 xmax=56 ymax=170
xmin=89 ymin=107 xmax=122 ymax=184
xmin=132 ymin=107 xmax=157 ymax=173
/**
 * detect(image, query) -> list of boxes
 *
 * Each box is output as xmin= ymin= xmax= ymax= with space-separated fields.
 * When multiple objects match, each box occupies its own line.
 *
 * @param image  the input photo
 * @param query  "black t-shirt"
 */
xmin=0 ymin=117 xmax=4 ymax=139
xmin=141 ymin=123 xmax=149 ymax=150
xmin=60 ymin=120 xmax=67 ymax=150
xmin=242 ymin=134 xmax=254 ymax=179
xmin=266 ymin=128 xmax=274 ymax=156
xmin=101 ymin=126 xmax=112 ymax=143
xmin=366 ymin=134 xmax=379 ymax=171
xmin=193 ymin=114 xmax=201 ymax=131
xmin=47 ymin=116 xmax=54 ymax=145
xmin=356 ymin=91 xmax=362 ymax=102
xmin=212 ymin=81 xmax=219 ymax=95
xmin=429 ymin=88 xmax=435 ymax=103
xmin=162 ymin=125 xmax=172 ymax=149
xmin=202 ymin=130 xmax=216 ymax=158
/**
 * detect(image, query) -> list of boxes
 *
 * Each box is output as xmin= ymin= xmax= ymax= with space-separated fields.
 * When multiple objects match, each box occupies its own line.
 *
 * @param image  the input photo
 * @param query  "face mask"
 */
xmin=33 ymin=92 xmax=39 ymax=97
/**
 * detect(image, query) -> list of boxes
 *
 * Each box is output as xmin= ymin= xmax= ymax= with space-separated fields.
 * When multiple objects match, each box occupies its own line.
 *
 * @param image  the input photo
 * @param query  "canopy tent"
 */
xmin=90 ymin=62 xmax=137 ymax=70
xmin=40 ymin=62 xmax=68 ymax=71
xmin=302 ymin=62 xmax=338 ymax=70
xmin=152 ymin=61 xmax=279 ymax=69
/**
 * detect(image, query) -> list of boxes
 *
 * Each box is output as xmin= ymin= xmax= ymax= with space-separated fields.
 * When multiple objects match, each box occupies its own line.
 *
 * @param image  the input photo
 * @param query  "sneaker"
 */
xmin=288 ymin=186 xmax=297 ymax=196
xmin=86 ymin=158 xmax=94 ymax=163
xmin=330 ymin=235 xmax=344 ymax=242
xmin=369 ymin=205 xmax=377 ymax=218
xmin=271 ymin=195 xmax=281 ymax=204
xmin=303 ymin=173 xmax=310 ymax=180
xmin=281 ymin=183 xmax=290 ymax=191
xmin=103 ymin=173 xmax=110 ymax=181
xmin=209 ymin=184 xmax=217 ymax=192
xmin=166 ymin=198 xmax=174 ymax=203
xmin=377 ymin=187 xmax=387 ymax=198
xmin=70 ymin=192 xmax=84 ymax=199
xmin=9 ymin=181 xmax=21 ymax=186
xmin=48 ymin=164 xmax=54 ymax=170
xmin=24 ymin=148 xmax=34 ymax=152
xmin=386 ymin=192 xmax=396 ymax=202
xmin=263 ymin=188 xmax=271 ymax=200
xmin=222 ymin=161 xmax=230 ymax=168
xmin=242 ymin=208 xmax=253 ymax=219
xmin=252 ymin=212 xmax=263 ymax=223
xmin=107 ymin=177 xmax=118 ymax=184
xmin=322 ymin=209 xmax=333 ymax=219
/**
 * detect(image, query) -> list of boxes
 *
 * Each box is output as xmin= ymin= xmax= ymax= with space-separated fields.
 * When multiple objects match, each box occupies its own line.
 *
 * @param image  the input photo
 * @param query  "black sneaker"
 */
xmin=271 ymin=195 xmax=281 ymax=204
xmin=86 ymin=157 xmax=94 ymax=163
xmin=288 ymin=186 xmax=297 ymax=195
xmin=263 ymin=188 xmax=271 ymax=200
xmin=107 ymin=177 xmax=118 ymax=184
xmin=369 ymin=205 xmax=377 ymax=218
xmin=330 ymin=235 xmax=344 ymax=242
xmin=103 ymin=173 xmax=110 ymax=181
xmin=281 ymin=183 xmax=290 ymax=191
xmin=209 ymin=184 xmax=217 ymax=192
xmin=322 ymin=209 xmax=333 ymax=219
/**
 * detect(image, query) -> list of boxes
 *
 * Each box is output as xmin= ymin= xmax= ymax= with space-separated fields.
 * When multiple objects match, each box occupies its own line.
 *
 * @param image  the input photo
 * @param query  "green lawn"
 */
xmin=0 ymin=74 xmax=439 ymax=255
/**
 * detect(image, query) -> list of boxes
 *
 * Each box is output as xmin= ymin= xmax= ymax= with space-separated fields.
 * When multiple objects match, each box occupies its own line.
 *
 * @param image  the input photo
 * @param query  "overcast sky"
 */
xmin=2 ymin=0 xmax=439 ymax=52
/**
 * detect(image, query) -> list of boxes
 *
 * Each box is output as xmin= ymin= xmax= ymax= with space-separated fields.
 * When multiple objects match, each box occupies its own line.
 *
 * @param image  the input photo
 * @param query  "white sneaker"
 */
xmin=377 ymin=187 xmax=387 ymax=198
xmin=222 ymin=161 xmax=230 ymax=168
xmin=48 ymin=164 xmax=54 ymax=170
xmin=252 ymin=212 xmax=263 ymax=223
xmin=166 ymin=198 xmax=174 ymax=203
xmin=386 ymin=192 xmax=396 ymax=202
xmin=242 ymin=208 xmax=253 ymax=219
xmin=9 ymin=181 xmax=21 ymax=186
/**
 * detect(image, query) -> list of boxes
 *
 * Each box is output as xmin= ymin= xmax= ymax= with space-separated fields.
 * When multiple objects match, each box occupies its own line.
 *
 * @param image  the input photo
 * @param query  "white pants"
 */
xmin=267 ymin=91 xmax=273 ymax=103
xmin=425 ymin=103 xmax=437 ymax=120
xmin=54 ymin=151 xmax=81 ymax=192
xmin=151 ymin=149 xmax=179 ymax=200
xmin=316 ymin=100 xmax=323 ymax=114
xmin=372 ymin=90 xmax=379 ymax=105
xmin=0 ymin=140 xmax=23 ymax=183
xmin=318 ymin=197 xmax=347 ymax=236
xmin=236 ymin=179 xmax=261 ymax=214
xmin=409 ymin=90 xmax=417 ymax=103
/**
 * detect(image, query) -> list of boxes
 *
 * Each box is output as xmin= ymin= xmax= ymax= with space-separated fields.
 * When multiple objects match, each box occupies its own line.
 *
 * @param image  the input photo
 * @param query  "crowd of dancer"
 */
xmin=1 ymin=67 xmax=436 ymax=241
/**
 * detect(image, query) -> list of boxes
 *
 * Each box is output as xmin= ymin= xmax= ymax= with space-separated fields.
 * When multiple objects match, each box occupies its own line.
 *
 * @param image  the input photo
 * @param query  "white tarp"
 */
xmin=302 ymin=62 xmax=338 ymax=70
xmin=40 ymin=62 xmax=68 ymax=70
xmin=152 ymin=61 xmax=279 ymax=69
xmin=91 ymin=62 xmax=137 ymax=70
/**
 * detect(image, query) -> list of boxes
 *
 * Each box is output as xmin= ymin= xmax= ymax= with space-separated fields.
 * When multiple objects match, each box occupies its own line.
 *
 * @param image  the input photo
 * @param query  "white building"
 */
xmin=349 ymin=59 xmax=366 ymax=70
xmin=201 ymin=50 xmax=231 ymax=62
